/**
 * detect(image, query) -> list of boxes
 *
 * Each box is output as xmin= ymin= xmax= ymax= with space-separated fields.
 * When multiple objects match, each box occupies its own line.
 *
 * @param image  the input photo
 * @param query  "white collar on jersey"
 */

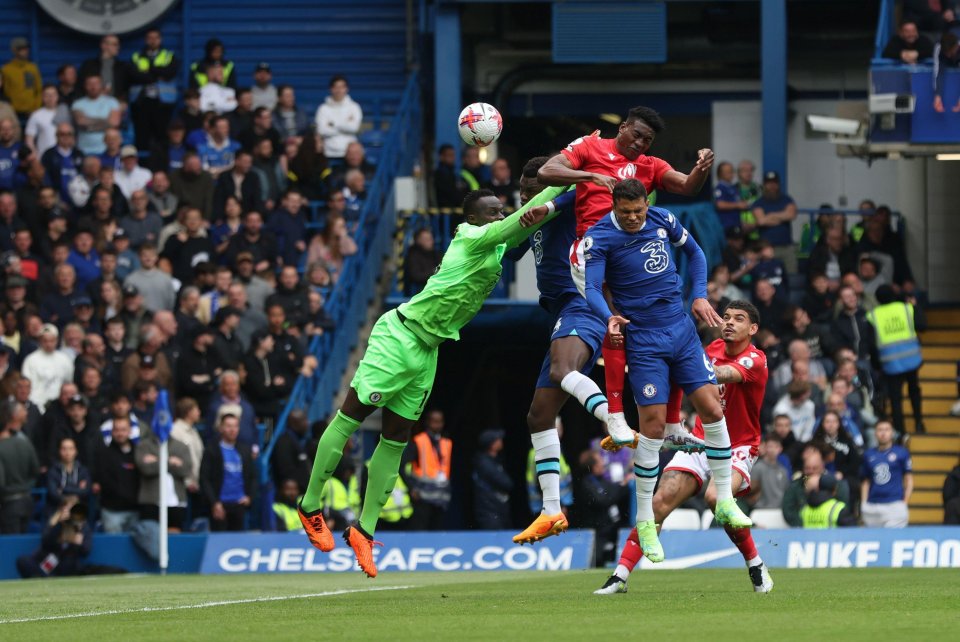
xmin=608 ymin=211 xmax=646 ymax=233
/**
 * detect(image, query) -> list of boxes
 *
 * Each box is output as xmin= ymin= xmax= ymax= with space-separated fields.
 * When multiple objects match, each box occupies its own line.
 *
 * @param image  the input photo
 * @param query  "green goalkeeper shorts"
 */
xmin=350 ymin=309 xmax=438 ymax=421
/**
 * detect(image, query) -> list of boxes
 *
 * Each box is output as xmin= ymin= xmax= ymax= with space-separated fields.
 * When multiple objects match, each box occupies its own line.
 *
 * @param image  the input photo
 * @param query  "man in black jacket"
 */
xmin=200 ymin=413 xmax=255 ymax=531
xmin=270 ymin=409 xmax=311 ymax=492
xmin=265 ymin=266 xmax=310 ymax=329
xmin=577 ymin=451 xmax=629 ymax=566
xmin=93 ymin=416 xmax=139 ymax=533
xmin=882 ymin=20 xmax=934 ymax=64
xmin=830 ymin=285 xmax=876 ymax=363
xmin=472 ymin=429 xmax=512 ymax=529
xmin=177 ymin=326 xmax=218 ymax=410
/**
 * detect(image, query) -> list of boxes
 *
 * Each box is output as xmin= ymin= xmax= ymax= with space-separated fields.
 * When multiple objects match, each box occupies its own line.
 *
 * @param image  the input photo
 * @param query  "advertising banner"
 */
xmin=200 ymin=530 xmax=595 ymax=574
xmin=617 ymin=527 xmax=960 ymax=570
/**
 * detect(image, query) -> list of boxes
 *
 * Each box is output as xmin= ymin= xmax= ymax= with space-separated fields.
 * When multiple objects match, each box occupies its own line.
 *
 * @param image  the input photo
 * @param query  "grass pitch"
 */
xmin=1 ymin=568 xmax=957 ymax=641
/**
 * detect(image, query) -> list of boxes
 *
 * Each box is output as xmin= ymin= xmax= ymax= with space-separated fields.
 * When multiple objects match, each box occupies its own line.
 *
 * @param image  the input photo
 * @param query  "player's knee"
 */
xmin=548 ymin=362 xmax=572 ymax=386
xmin=698 ymin=394 xmax=724 ymax=423
xmin=526 ymin=407 xmax=551 ymax=433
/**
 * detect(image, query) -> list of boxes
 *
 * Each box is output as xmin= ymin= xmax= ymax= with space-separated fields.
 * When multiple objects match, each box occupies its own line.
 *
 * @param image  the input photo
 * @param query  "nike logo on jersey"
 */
xmin=623 ymin=239 xmax=640 ymax=248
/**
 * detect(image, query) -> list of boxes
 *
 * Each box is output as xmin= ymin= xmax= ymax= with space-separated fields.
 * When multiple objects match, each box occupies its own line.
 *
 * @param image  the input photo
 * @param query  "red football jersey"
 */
xmin=561 ymin=134 xmax=673 ymax=237
xmin=693 ymin=339 xmax=768 ymax=454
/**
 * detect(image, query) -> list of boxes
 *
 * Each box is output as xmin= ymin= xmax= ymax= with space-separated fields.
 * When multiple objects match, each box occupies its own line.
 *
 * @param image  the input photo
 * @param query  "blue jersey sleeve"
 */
xmin=583 ymin=232 xmax=612 ymax=321
xmin=656 ymin=208 xmax=707 ymax=301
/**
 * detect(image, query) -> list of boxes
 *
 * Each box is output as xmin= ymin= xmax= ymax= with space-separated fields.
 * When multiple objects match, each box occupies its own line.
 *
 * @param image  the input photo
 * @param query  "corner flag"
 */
xmin=152 ymin=389 xmax=173 ymax=443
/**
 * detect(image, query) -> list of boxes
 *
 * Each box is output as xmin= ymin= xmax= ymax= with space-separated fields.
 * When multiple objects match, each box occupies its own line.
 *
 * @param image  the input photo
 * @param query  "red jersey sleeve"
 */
xmin=729 ymin=349 xmax=768 ymax=385
xmin=560 ymin=132 xmax=599 ymax=170
xmin=650 ymin=156 xmax=674 ymax=190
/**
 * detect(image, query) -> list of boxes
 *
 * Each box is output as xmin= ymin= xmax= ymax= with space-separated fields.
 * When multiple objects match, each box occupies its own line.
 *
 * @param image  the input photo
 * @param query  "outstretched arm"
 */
xmin=678 ymin=229 xmax=721 ymax=327
xmin=660 ymin=148 xmax=714 ymax=196
xmin=537 ymin=153 xmax=617 ymax=192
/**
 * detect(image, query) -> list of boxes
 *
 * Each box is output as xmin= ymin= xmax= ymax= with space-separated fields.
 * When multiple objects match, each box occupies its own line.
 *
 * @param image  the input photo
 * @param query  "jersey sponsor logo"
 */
xmin=640 ymin=240 xmax=670 ymax=274
xmin=738 ymin=357 xmax=754 ymax=369
xmin=873 ymin=462 xmax=891 ymax=485
xmin=369 ymin=392 xmax=382 ymax=403
xmin=642 ymin=383 xmax=657 ymax=398
xmin=616 ymin=163 xmax=637 ymax=180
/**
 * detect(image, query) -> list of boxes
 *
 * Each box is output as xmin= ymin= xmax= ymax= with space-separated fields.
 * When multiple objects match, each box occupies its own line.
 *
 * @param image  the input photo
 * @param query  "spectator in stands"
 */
xmin=72 ymin=75 xmax=122 ymax=156
xmin=123 ymin=244 xmax=175 ymax=313
xmin=315 ymin=75 xmax=362 ymax=159
xmin=233 ymin=255 xmax=272 ymax=314
xmin=781 ymin=306 xmax=826 ymax=361
xmin=45 ymin=435 xmax=91 ymax=515
xmin=0 ymin=400 xmax=39 ymax=534
xmin=239 ymin=107 xmax=282 ymax=157
xmin=710 ymin=264 xmax=746 ymax=303
xmin=782 ymin=446 xmax=850 ymax=527
xmin=306 ymin=214 xmax=357 ymax=283
xmin=119 ymin=190 xmax=162 ymax=250
xmin=328 ymin=141 xmax=375 ymax=191
xmin=12 ymin=377 xmax=42 ymax=452
xmin=22 ymin=323 xmax=73 ymax=408
xmin=175 ymin=89 xmax=203 ymax=136
xmin=159 ymin=209 xmax=214 ymax=287
xmin=854 ymin=206 xmax=915 ymax=294
xmin=206 ymin=370 xmax=257 ymax=448
xmin=199 ymin=63 xmax=237 ymax=115
xmin=67 ymin=156 xmax=100 ymax=211
xmin=78 ymin=34 xmax=132 ymax=101
xmin=24 ymin=85 xmax=68 ymax=156
xmin=802 ymin=273 xmax=836 ymax=323
xmin=273 ymin=478 xmax=305 ymax=532
xmin=434 ymin=143 xmax=466 ymax=209
xmin=227 ymin=282 xmax=266 ymax=349
xmin=753 ymin=278 xmax=788 ymax=337
xmin=772 ymin=339 xmax=827 ymax=391
xmin=812 ymin=410 xmax=861 ymax=484
xmin=56 ymin=64 xmax=79 ymax=106
xmin=860 ymin=420 xmax=912 ymax=527
xmin=799 ymin=473 xmax=855 ymax=528
xmin=746 ymin=434 xmax=790 ymax=511
xmin=473 ymin=428 xmax=510 ymax=529
xmin=934 ymin=32 xmax=960 ymax=112
xmin=41 ymin=262 xmax=80 ymax=326
xmin=250 ymin=62 xmax=277 ymax=111
xmin=578 ymin=450 xmax=630 ymax=565
xmin=190 ymin=39 xmax=236 ymax=90
xmin=116 ymin=148 xmax=153 ymax=201
xmin=271 ymin=408 xmax=311 ymax=492
xmin=242 ymin=328 xmax=288 ymax=423
xmin=713 ymin=160 xmax=749 ymax=231
xmin=750 ymin=171 xmax=797 ymax=271
xmin=944 ymin=457 xmax=960 ymax=524
xmin=201 ymin=412 xmax=255 ymax=531
xmin=213 ymin=150 xmax=262 ymax=219
xmin=144 ymin=172 xmax=176 ymax=224
xmin=109 ymin=230 xmax=136 ymax=282
xmin=176 ymin=326 xmax=217 ymax=412
xmin=868 ymin=286 xmax=926 ymax=436
xmin=905 ymin=0 xmax=957 ymax=33
xmin=2 ymin=37 xmax=42 ymax=119
xmin=129 ymin=28 xmax=179 ymax=151
xmin=486 ymin=157 xmax=519 ymax=208
xmin=404 ymin=228 xmax=441 ymax=297
xmin=41 ymin=123 xmax=83 ymax=205
xmin=135 ymin=424 xmax=192 ymax=531
xmin=830 ymin=285 xmax=875 ymax=364
xmin=148 ymin=122 xmax=187 ymax=175
xmin=340 ymin=169 xmax=366 ymax=225
xmin=170 ymin=397 xmax=204 ymax=496
xmin=48 ymin=394 xmax=98 ymax=469
xmin=100 ymin=128 xmax=122 ymax=171
xmin=16 ymin=500 xmax=91 ymax=577
xmin=197 ymin=116 xmax=240 ymax=179
xmin=210 ymin=307 xmax=242 ymax=373
xmin=287 ymin=131 xmax=330 ymax=200
xmin=808 ymin=226 xmax=855 ymax=292
xmin=750 ymin=239 xmax=788 ymax=299
xmin=272 ymin=84 xmax=309 ymax=139
xmin=883 ymin=20 xmax=934 ymax=64
xmin=266 ymin=265 xmax=309 ymax=329
xmin=170 ymin=153 xmax=215 ymax=220
xmin=858 ymin=256 xmax=888 ymax=299
xmin=225 ymin=210 xmax=277 ymax=273
xmin=93 ymin=415 xmax=139 ymax=533
xmin=461 ymin=146 xmax=491 ymax=188
xmin=404 ymin=409 xmax=453 ymax=530
xmin=773 ymin=380 xmax=817 ymax=442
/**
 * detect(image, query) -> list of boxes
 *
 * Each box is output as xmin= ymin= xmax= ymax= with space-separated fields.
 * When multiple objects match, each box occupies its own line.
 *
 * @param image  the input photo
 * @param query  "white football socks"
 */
xmin=531 ymin=429 xmax=563 ymax=515
xmin=633 ymin=434 xmax=663 ymax=522
xmin=702 ymin=418 xmax=733 ymax=501
xmin=560 ymin=371 xmax=608 ymax=422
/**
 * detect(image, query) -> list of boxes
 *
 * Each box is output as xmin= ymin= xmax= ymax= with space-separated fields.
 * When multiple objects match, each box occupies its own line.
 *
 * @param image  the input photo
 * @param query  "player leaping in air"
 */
xmin=297 ymin=185 xmax=565 ymax=578
xmin=538 ymin=107 xmax=713 ymax=448
xmin=595 ymin=300 xmax=774 ymax=594
xmin=583 ymin=178 xmax=752 ymax=563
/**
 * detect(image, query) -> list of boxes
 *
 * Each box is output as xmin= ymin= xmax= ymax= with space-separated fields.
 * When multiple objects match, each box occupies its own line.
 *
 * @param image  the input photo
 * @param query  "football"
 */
xmin=458 ymin=102 xmax=503 ymax=147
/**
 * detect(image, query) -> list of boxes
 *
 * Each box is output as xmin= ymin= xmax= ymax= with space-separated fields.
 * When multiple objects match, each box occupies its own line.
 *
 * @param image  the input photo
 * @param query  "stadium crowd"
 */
xmin=0 ymin=29 xmax=372 ymax=539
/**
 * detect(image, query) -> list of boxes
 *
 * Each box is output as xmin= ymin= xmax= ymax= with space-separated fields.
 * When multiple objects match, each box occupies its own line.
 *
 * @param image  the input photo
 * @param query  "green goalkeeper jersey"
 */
xmin=398 ymin=185 xmax=565 ymax=347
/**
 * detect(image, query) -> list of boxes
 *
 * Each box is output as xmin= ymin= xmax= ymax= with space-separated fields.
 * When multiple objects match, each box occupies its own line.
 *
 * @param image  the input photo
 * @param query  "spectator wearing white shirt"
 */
xmin=21 ymin=323 xmax=75 ymax=409
xmin=773 ymin=380 xmax=817 ymax=442
xmin=199 ymin=62 xmax=237 ymax=115
xmin=250 ymin=62 xmax=277 ymax=111
xmin=24 ymin=85 xmax=70 ymax=156
xmin=314 ymin=75 xmax=362 ymax=159
xmin=115 ymin=145 xmax=153 ymax=200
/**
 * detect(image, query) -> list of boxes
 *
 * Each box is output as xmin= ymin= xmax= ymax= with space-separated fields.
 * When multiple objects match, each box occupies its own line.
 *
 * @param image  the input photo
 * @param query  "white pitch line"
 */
xmin=0 ymin=585 xmax=413 ymax=625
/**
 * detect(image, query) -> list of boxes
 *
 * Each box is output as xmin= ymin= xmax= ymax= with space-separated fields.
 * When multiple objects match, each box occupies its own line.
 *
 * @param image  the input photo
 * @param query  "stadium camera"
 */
xmin=806 ymin=115 xmax=863 ymax=136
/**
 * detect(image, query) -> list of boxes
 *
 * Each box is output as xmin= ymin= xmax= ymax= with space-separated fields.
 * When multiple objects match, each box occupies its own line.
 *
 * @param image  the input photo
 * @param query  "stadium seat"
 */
xmin=750 ymin=508 xmax=790 ymax=529
xmin=701 ymin=509 xmax=716 ymax=530
xmin=661 ymin=508 xmax=702 ymax=530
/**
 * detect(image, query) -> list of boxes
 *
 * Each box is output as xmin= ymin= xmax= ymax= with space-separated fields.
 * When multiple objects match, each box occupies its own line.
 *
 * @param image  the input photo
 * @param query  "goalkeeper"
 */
xmin=297 ymin=186 xmax=565 ymax=578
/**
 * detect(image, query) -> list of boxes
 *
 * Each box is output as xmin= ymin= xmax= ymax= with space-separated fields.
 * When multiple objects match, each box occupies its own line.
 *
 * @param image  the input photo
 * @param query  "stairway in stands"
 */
xmin=908 ymin=308 xmax=960 ymax=524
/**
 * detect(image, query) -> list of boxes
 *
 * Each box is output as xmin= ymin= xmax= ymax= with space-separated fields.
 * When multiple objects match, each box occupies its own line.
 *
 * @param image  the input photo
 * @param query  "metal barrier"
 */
xmin=260 ymin=73 xmax=422 ymax=492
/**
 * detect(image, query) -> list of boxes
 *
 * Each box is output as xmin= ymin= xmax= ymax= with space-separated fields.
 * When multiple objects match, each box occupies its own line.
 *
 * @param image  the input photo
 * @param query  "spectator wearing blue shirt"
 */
xmin=0 ymin=117 xmax=20 ymax=191
xmin=196 ymin=115 xmax=240 ymax=180
xmin=750 ymin=171 xmax=798 ymax=271
xmin=713 ymin=161 xmax=748 ymax=230
xmin=70 ymin=75 xmax=122 ymax=156
xmin=269 ymin=188 xmax=308 ymax=267
xmin=750 ymin=239 xmax=788 ymax=299
xmin=200 ymin=413 xmax=255 ymax=531
xmin=41 ymin=123 xmax=83 ymax=205
xmin=66 ymin=229 xmax=100 ymax=291
xmin=860 ymin=420 xmax=912 ymax=527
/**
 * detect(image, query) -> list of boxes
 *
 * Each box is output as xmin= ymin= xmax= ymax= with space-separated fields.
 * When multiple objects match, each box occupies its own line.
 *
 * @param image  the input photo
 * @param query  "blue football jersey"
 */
xmin=861 ymin=445 xmax=911 ymax=504
xmin=526 ymin=190 xmax=578 ymax=312
xmin=583 ymin=206 xmax=703 ymax=325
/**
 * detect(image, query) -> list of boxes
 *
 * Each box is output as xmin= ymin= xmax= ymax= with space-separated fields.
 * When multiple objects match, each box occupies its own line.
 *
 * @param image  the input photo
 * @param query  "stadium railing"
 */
xmin=258 ymin=72 xmax=422 ymax=522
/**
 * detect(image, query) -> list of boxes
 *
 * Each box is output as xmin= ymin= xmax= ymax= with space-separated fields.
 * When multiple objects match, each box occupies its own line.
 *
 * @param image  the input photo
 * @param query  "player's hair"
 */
xmin=462 ymin=189 xmax=497 ymax=216
xmin=522 ymin=156 xmax=551 ymax=179
xmin=723 ymin=300 xmax=760 ymax=325
xmin=612 ymin=178 xmax=648 ymax=203
xmin=625 ymin=106 xmax=665 ymax=133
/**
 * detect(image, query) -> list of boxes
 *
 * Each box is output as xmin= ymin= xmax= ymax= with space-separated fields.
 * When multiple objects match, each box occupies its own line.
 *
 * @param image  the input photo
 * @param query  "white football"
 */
xmin=458 ymin=102 xmax=503 ymax=147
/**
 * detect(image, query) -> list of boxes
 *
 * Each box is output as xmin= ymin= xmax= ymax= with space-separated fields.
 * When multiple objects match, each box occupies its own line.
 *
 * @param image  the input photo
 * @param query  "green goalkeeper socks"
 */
xmin=300 ymin=411 xmax=361 ymax=512
xmin=359 ymin=436 xmax=407 ymax=535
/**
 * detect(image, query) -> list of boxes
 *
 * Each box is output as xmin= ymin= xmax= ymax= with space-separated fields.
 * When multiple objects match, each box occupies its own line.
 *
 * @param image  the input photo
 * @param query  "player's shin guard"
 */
xmin=531 ymin=429 xmax=563 ymax=515
xmin=358 ymin=436 xmax=407 ymax=536
xmin=301 ymin=410 xmax=361 ymax=511
xmin=615 ymin=527 xmax=643 ymax=580
xmin=634 ymin=435 xmax=663 ymax=522
xmin=702 ymin=418 xmax=734 ymax=501
xmin=724 ymin=525 xmax=759 ymax=564
xmin=560 ymin=371 xmax=608 ymax=422
xmin=601 ymin=336 xmax=627 ymax=415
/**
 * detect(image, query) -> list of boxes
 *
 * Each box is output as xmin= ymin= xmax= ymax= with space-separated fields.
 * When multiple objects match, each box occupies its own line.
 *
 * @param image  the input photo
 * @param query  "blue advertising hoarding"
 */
xmin=617 ymin=527 xmax=960 ymax=570
xmin=199 ymin=530 xmax=596 ymax=574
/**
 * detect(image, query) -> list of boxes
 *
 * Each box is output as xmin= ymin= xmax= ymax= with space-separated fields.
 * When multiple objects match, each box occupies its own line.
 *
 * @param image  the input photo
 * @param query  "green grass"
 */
xmin=1 ymin=569 xmax=958 ymax=641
